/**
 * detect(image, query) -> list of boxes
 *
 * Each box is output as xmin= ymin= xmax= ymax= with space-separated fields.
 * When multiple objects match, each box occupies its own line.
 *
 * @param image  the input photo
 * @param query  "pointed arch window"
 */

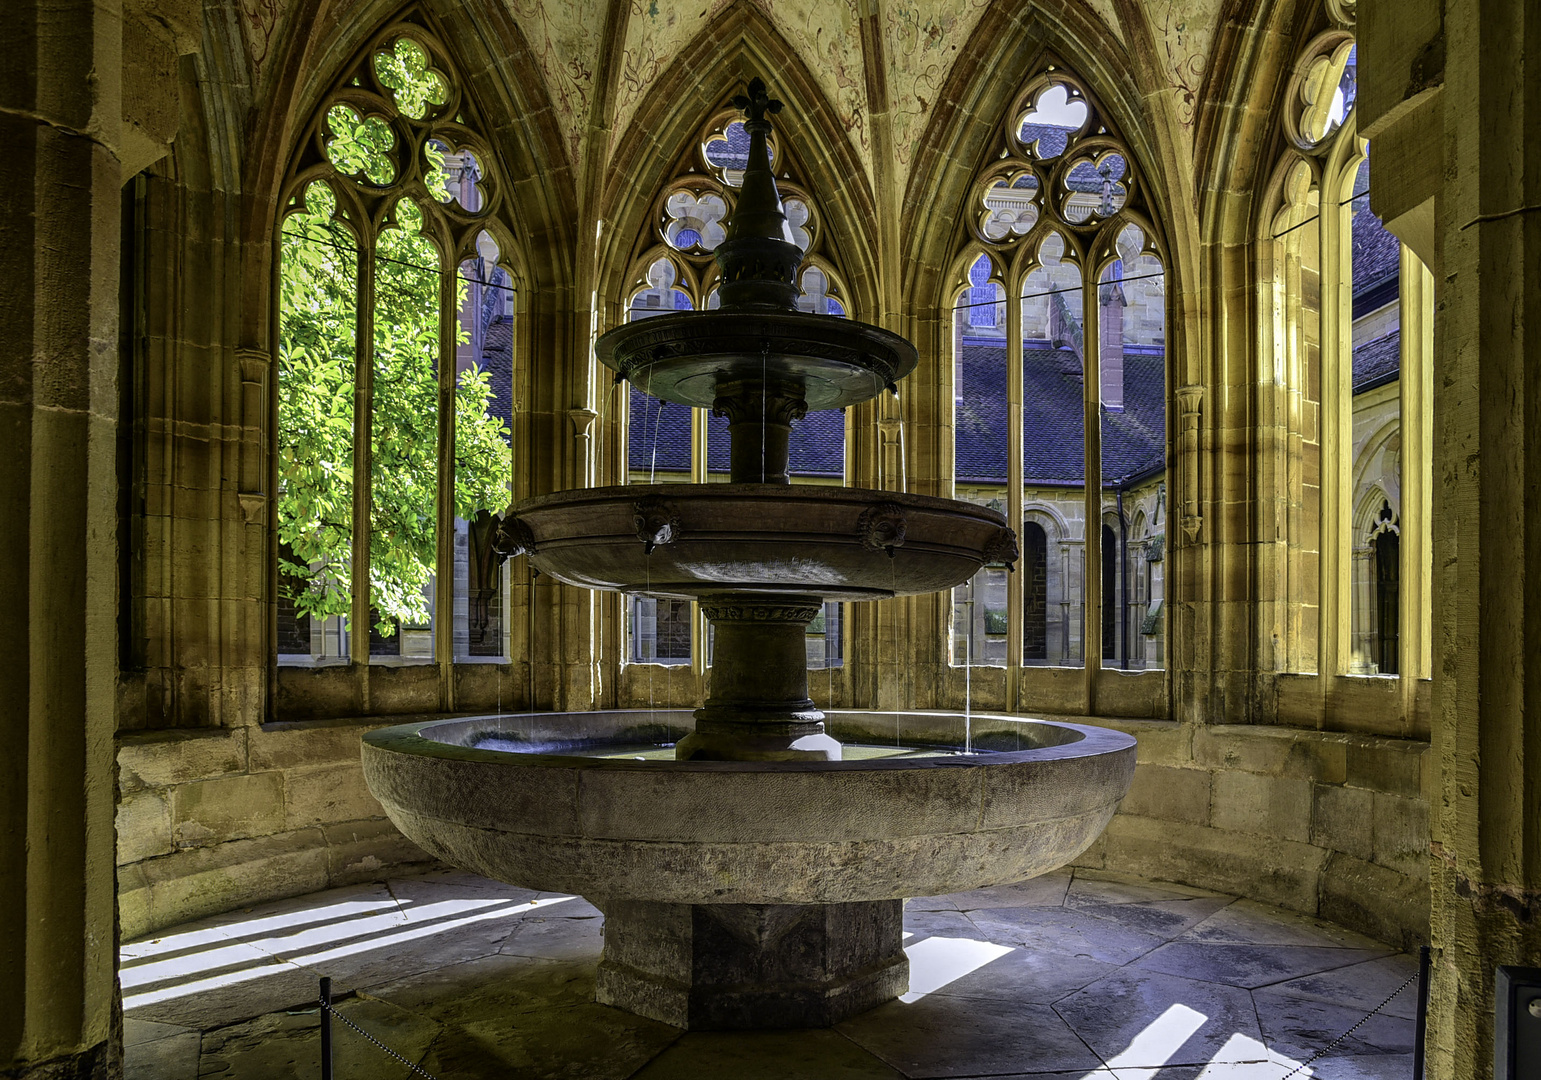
xmin=616 ymin=106 xmax=853 ymax=671
xmin=274 ymin=17 xmax=517 ymax=683
xmin=1265 ymin=29 xmax=1433 ymax=692
xmin=950 ymin=68 xmax=1167 ymax=678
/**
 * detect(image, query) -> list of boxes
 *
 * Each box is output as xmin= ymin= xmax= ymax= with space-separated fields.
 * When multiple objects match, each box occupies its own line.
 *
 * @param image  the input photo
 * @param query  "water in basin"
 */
xmin=471 ymin=737 xmax=980 ymax=761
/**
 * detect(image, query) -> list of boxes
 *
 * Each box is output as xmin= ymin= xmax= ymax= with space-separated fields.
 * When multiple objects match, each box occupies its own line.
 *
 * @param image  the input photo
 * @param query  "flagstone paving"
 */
xmin=123 ymin=867 xmax=1419 ymax=1080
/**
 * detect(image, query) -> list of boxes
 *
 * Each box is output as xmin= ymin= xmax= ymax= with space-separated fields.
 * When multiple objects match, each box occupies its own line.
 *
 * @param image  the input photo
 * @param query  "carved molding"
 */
xmin=1175 ymin=385 xmax=1203 ymax=542
xmin=700 ymin=600 xmax=822 ymax=624
xmin=712 ymin=390 xmax=807 ymax=427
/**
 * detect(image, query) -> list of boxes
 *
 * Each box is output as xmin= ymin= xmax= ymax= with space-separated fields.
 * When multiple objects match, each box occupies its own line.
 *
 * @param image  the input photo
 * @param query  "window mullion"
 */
xmin=352 ymin=235 xmax=376 ymax=671
xmin=436 ymin=248 xmax=457 ymax=703
xmin=691 ymin=406 xmax=707 ymax=677
xmin=1319 ymin=165 xmax=1351 ymax=679
xmin=1006 ymin=271 xmax=1025 ymax=703
xmin=1082 ymin=257 xmax=1103 ymax=711
xmin=1399 ymin=245 xmax=1434 ymax=683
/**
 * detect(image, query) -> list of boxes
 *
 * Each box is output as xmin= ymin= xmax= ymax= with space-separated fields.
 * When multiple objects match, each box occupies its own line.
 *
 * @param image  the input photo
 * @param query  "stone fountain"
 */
xmin=363 ymin=78 xmax=1136 ymax=1030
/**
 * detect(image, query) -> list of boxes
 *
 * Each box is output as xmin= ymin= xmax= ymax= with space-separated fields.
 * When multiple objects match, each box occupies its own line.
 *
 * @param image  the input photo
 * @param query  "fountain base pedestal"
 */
xmin=594 ymin=898 xmax=908 ymax=1029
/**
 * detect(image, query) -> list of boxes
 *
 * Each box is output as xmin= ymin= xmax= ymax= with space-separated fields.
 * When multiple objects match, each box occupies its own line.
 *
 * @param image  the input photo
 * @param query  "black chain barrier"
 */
xmin=319 ymin=977 xmax=440 ymax=1080
xmin=1278 ymin=964 xmax=1422 ymax=1079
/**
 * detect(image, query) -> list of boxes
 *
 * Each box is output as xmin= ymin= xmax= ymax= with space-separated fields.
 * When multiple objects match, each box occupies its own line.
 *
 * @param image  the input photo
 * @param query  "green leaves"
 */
xmin=375 ymin=37 xmax=447 ymax=121
xmin=281 ymin=174 xmax=514 ymax=646
xmin=278 ymin=186 xmax=357 ymax=624
xmin=325 ymin=104 xmax=395 ymax=185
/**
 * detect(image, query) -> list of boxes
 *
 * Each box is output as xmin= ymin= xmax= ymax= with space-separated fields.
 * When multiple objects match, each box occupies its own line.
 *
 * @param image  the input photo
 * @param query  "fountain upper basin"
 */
xmin=362 ymin=710 xmax=1136 ymax=906
xmin=506 ymin=484 xmax=1015 ymax=600
xmin=596 ymin=308 xmax=918 ymax=413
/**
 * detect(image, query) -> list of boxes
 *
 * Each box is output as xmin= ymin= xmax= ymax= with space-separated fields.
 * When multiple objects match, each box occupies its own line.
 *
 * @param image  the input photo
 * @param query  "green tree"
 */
xmin=278 ymin=95 xmax=512 ymax=641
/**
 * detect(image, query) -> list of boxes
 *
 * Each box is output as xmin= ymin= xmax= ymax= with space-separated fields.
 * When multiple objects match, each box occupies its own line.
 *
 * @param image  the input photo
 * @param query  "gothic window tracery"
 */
xmin=275 ymin=14 xmax=517 ymax=673
xmin=950 ymin=66 xmax=1166 ymax=675
xmin=1264 ymin=25 xmax=1430 ymax=685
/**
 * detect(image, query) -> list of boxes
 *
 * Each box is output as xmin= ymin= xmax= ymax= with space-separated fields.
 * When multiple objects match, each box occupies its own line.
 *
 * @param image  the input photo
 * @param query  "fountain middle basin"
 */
xmin=363 ymin=710 xmax=1135 ymax=1028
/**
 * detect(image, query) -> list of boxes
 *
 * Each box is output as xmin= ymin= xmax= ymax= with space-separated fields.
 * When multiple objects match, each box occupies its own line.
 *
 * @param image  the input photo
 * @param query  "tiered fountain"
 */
xmin=363 ymin=79 xmax=1136 ymax=1030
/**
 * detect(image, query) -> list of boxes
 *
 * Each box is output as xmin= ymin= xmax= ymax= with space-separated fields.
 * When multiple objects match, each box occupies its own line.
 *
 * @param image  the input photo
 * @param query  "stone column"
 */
xmin=0 ymin=0 xmax=124 ymax=1075
xmin=1425 ymin=0 xmax=1541 ymax=1075
xmin=594 ymin=897 xmax=907 ymax=1029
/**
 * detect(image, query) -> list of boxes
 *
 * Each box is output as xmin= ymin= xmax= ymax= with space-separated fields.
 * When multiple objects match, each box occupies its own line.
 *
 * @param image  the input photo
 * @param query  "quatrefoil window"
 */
xmin=325 ymin=104 xmax=395 ymax=185
xmin=1017 ymin=84 xmax=1089 ymax=160
xmin=1062 ymin=153 xmax=1128 ymax=224
xmin=703 ymin=120 xmax=773 ymax=187
xmin=426 ymin=139 xmax=485 ymax=212
xmin=374 ymin=37 xmax=448 ymax=120
xmin=663 ymin=190 xmax=728 ymax=252
xmin=981 ymin=174 xmax=1041 ymax=241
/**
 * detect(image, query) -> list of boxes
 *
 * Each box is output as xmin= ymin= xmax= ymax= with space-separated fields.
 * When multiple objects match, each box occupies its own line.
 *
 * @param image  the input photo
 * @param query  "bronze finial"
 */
xmin=732 ymin=78 xmax=783 ymax=129
xmin=715 ymin=77 xmax=802 ymax=308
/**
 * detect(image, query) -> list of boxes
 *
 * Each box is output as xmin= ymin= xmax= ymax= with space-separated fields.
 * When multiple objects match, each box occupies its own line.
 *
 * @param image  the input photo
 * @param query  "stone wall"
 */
xmin=116 ymin=720 xmax=436 ymax=939
xmin=1075 ymin=720 xmax=1430 ymax=951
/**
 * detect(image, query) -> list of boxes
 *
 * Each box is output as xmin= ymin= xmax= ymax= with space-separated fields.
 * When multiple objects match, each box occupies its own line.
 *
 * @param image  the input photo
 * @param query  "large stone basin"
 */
xmin=503 ymin=485 xmax=1016 ymax=600
xmin=363 ymin=709 xmax=1134 ymax=903
xmin=362 ymin=710 xmax=1136 ymax=1029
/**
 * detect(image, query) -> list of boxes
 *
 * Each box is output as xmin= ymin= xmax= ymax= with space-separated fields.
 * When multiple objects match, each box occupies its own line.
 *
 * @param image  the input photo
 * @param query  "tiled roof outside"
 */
xmin=1353 ymin=328 xmax=1401 ymax=392
xmin=705 ymin=122 xmax=752 ymax=174
xmin=956 ymin=335 xmax=1166 ymax=486
xmin=628 ymin=389 xmax=692 ymax=475
xmin=1019 ymin=123 xmax=1073 ymax=159
xmin=628 ymin=393 xmax=845 ymax=478
xmin=1351 ymin=157 xmax=1400 ymax=303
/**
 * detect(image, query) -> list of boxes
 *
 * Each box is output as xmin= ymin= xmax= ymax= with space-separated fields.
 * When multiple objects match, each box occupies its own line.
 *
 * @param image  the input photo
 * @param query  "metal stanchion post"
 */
xmin=320 ymin=976 xmax=333 ymax=1080
xmin=1413 ymin=945 xmax=1431 ymax=1079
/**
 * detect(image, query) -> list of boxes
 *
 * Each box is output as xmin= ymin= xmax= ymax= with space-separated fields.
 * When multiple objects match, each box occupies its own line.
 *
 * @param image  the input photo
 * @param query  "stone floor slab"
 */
xmin=498 ymin=910 xmax=605 ymax=962
xmin=902 ymin=907 xmax=986 ymax=941
xmin=122 ymin=1030 xmax=199 ymax=1080
xmin=194 ymin=997 xmax=441 ymax=1080
xmin=939 ymin=871 xmax=1075 ymax=911
xmin=965 ymin=904 xmax=1170 ymax=965
xmin=1056 ymin=971 xmax=1263 ymax=1068
xmin=1075 ymin=898 xmax=1235 ymax=941
xmin=838 ymin=995 xmax=1103 ymax=1078
xmin=364 ymin=954 xmax=597 ymax=1024
xmin=1067 ymin=870 xmax=1226 ymax=907
xmin=422 ymin=1001 xmax=681 ymax=1080
xmin=1129 ymin=943 xmax=1389 ymax=989
xmin=631 ymin=1028 xmax=906 ymax=1079
xmin=1268 ymin=954 xmax=1421 ymax=1021
xmin=1252 ymin=986 xmax=1417 ymax=1060
xmin=1306 ymin=1052 xmax=1417 ymax=1078
xmin=1179 ymin=900 xmax=1389 ymax=951
xmin=921 ymin=946 xmax=1119 ymax=1004
xmin=122 ymin=1017 xmax=196 ymax=1047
